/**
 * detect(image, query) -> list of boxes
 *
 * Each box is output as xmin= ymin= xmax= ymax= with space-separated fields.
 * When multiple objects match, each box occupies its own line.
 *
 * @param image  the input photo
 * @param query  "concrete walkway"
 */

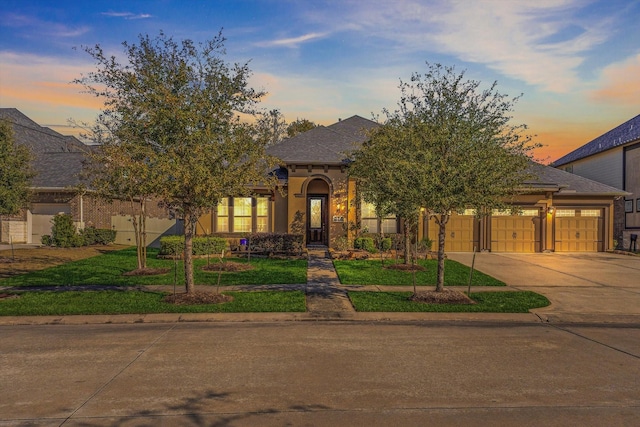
xmin=305 ymin=248 xmax=355 ymax=317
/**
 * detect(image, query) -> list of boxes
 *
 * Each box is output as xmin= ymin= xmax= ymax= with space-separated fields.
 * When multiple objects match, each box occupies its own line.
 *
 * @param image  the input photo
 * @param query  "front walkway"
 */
xmin=305 ymin=248 xmax=355 ymax=316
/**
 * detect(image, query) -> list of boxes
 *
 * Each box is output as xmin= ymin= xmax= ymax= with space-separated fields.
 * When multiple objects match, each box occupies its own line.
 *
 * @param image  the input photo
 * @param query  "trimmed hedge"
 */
xmin=244 ymin=233 xmax=304 ymax=255
xmin=354 ymin=237 xmax=377 ymax=253
xmin=159 ymin=236 xmax=227 ymax=256
xmin=80 ymin=227 xmax=117 ymax=245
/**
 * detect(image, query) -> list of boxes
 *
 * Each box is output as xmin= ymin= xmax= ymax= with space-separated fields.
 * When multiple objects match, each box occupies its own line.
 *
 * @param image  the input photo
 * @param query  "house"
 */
xmin=553 ymin=114 xmax=639 ymax=250
xmin=0 ymin=108 xmax=179 ymax=246
xmin=197 ymin=115 xmax=625 ymax=252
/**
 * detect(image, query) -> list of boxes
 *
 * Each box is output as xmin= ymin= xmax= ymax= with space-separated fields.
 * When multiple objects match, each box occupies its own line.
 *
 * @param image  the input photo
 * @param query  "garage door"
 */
xmin=31 ymin=203 xmax=71 ymax=243
xmin=428 ymin=213 xmax=475 ymax=252
xmin=491 ymin=209 xmax=539 ymax=252
xmin=554 ymin=209 xmax=601 ymax=252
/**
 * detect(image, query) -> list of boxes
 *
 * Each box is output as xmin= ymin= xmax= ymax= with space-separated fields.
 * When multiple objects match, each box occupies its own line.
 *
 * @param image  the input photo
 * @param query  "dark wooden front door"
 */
xmin=307 ymin=196 xmax=327 ymax=245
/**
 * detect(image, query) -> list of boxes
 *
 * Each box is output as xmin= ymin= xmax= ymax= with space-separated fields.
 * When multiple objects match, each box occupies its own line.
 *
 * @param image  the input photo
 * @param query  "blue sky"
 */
xmin=1 ymin=0 xmax=639 ymax=161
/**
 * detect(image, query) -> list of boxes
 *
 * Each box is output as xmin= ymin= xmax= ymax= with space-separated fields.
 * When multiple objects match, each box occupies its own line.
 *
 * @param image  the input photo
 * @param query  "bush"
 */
xmin=41 ymin=235 xmax=52 ymax=246
xmin=80 ymin=227 xmax=117 ymax=245
xmin=379 ymin=237 xmax=392 ymax=252
xmin=245 ymin=233 xmax=304 ymax=255
xmin=51 ymin=214 xmax=81 ymax=248
xmin=354 ymin=237 xmax=377 ymax=253
xmin=159 ymin=235 xmax=227 ymax=256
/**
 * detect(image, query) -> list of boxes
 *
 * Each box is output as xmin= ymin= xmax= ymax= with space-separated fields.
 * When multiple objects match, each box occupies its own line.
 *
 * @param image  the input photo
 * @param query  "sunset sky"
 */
xmin=1 ymin=0 xmax=639 ymax=163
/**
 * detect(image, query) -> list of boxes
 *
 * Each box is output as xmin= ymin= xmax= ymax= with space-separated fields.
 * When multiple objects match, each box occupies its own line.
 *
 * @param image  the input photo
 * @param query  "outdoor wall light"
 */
xmin=547 ymin=206 xmax=555 ymax=215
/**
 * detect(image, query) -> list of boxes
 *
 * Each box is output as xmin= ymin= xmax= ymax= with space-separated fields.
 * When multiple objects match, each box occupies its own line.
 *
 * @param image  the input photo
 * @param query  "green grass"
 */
xmin=0 ymin=290 xmax=306 ymax=315
xmin=334 ymin=259 xmax=505 ymax=286
xmin=0 ymin=247 xmax=307 ymax=287
xmin=348 ymin=291 xmax=549 ymax=312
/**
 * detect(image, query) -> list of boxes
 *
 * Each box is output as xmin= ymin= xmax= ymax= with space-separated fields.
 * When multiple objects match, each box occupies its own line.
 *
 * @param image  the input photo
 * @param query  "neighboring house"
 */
xmin=0 ymin=108 xmax=179 ymax=246
xmin=553 ymin=114 xmax=639 ymax=250
xmin=198 ymin=115 xmax=625 ymax=252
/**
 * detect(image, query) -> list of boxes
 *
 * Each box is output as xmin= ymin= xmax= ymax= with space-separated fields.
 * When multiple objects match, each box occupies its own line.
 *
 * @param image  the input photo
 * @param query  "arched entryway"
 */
xmin=306 ymin=178 xmax=330 ymax=246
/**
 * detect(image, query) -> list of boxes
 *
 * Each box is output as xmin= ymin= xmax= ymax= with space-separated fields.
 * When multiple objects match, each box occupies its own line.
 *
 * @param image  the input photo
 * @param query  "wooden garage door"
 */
xmin=554 ymin=209 xmax=601 ymax=252
xmin=31 ymin=203 xmax=71 ymax=243
xmin=491 ymin=209 xmax=539 ymax=252
xmin=428 ymin=213 xmax=475 ymax=252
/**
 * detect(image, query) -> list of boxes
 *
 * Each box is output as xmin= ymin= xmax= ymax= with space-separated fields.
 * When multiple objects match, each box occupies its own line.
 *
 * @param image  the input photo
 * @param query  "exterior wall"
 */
xmin=624 ymin=143 xmax=640 ymax=230
xmin=561 ymin=148 xmax=624 ymax=189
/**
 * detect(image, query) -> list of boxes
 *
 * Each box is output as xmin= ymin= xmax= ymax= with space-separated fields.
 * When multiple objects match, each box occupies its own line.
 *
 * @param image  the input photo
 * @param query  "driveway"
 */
xmin=447 ymin=252 xmax=640 ymax=323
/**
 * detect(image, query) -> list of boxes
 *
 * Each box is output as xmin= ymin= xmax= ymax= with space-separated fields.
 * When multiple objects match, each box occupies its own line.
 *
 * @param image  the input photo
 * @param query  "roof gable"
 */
xmin=267 ymin=115 xmax=379 ymax=164
xmin=554 ymin=114 xmax=640 ymax=166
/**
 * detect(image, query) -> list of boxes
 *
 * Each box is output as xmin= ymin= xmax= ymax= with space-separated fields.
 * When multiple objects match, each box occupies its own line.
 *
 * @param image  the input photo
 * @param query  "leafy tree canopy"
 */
xmin=286 ymin=118 xmax=318 ymax=138
xmin=75 ymin=31 xmax=278 ymax=293
xmin=0 ymin=120 xmax=33 ymax=216
xmin=350 ymin=63 xmax=538 ymax=291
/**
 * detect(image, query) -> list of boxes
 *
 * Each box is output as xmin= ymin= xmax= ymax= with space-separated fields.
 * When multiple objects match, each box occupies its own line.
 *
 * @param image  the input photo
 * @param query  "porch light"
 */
xmin=547 ymin=206 xmax=555 ymax=215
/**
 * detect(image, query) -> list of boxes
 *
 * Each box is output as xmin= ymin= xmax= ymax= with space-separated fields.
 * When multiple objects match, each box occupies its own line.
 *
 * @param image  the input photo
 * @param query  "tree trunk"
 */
xmin=436 ymin=213 xmax=450 ymax=292
xmin=403 ymin=220 xmax=411 ymax=265
xmin=184 ymin=208 xmax=196 ymax=294
xmin=140 ymin=199 xmax=147 ymax=267
xmin=129 ymin=196 xmax=143 ymax=270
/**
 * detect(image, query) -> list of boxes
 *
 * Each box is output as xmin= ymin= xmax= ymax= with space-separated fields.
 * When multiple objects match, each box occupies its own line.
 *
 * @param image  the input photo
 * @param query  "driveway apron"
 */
xmin=447 ymin=251 xmax=640 ymax=322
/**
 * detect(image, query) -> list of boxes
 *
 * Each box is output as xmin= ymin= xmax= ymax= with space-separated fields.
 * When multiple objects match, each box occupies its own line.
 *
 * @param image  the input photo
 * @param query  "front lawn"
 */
xmin=348 ymin=291 xmax=549 ymax=312
xmin=0 ymin=290 xmax=306 ymax=315
xmin=0 ymin=247 xmax=307 ymax=287
xmin=334 ymin=259 xmax=505 ymax=286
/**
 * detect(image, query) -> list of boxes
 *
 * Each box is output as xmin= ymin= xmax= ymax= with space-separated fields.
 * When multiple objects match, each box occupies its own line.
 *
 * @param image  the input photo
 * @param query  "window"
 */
xmin=361 ymin=201 xmax=397 ymax=233
xmin=217 ymin=198 xmax=229 ymax=232
xmin=214 ymin=196 xmax=270 ymax=233
xmin=580 ymin=209 xmax=601 ymax=217
xmin=233 ymin=197 xmax=252 ymax=232
xmin=555 ymin=209 xmax=575 ymax=217
xmin=256 ymin=197 xmax=268 ymax=232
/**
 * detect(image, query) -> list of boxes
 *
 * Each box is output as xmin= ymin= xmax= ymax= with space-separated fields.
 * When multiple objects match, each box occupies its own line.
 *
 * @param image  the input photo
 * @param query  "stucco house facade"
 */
xmin=553 ymin=114 xmax=639 ymax=250
xmin=198 ymin=115 xmax=625 ymax=252
xmin=0 ymin=108 xmax=179 ymax=246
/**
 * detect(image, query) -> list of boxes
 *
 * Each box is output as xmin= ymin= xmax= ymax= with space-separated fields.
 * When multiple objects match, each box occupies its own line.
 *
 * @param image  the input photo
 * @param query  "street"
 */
xmin=1 ymin=321 xmax=639 ymax=426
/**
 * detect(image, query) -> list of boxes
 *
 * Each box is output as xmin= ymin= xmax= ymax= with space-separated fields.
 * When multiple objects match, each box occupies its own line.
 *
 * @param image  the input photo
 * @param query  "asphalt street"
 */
xmin=1 ymin=321 xmax=639 ymax=426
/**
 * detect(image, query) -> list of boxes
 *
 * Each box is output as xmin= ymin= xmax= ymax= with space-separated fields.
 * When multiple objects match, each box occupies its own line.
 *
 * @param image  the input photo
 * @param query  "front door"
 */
xmin=307 ymin=196 xmax=327 ymax=245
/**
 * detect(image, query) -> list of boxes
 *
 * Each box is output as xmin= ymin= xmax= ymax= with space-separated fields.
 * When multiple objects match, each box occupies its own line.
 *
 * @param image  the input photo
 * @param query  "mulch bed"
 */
xmin=409 ymin=289 xmax=475 ymax=305
xmin=202 ymin=262 xmax=255 ymax=272
xmin=0 ymin=293 xmax=19 ymax=300
xmin=163 ymin=291 xmax=233 ymax=305
xmin=122 ymin=268 xmax=171 ymax=276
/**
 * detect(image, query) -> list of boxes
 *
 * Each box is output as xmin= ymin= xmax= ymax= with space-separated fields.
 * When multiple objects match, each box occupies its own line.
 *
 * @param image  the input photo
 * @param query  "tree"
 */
xmin=286 ymin=118 xmax=317 ymax=137
xmin=352 ymin=63 xmax=537 ymax=292
xmin=256 ymin=109 xmax=287 ymax=146
xmin=0 ymin=120 xmax=34 ymax=217
xmin=76 ymin=31 xmax=278 ymax=294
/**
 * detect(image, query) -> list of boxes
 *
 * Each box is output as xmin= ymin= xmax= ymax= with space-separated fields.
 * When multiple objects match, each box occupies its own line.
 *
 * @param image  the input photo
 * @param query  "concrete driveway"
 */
xmin=447 ymin=252 xmax=640 ymax=323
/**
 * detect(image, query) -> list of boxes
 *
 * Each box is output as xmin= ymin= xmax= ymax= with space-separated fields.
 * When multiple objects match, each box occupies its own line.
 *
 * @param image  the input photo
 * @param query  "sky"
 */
xmin=1 ymin=0 xmax=639 ymax=163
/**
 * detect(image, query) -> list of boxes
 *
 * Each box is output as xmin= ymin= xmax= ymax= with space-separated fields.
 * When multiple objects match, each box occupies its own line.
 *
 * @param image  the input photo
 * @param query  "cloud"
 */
xmin=101 ymin=11 xmax=152 ymax=20
xmin=304 ymin=0 xmax=612 ymax=93
xmin=0 ymin=12 xmax=90 ymax=38
xmin=589 ymin=53 xmax=640 ymax=105
xmin=255 ymin=32 xmax=327 ymax=48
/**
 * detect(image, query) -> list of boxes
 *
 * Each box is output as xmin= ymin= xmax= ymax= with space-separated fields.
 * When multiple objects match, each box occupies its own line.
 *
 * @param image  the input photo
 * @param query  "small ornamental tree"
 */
xmin=76 ymin=31 xmax=278 ymax=294
xmin=0 ymin=120 xmax=33 ymax=217
xmin=351 ymin=63 xmax=538 ymax=292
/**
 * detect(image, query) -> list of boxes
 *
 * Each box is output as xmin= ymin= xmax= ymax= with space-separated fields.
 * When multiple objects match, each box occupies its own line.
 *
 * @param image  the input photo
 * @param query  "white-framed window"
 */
xmin=233 ymin=197 xmax=252 ymax=233
xmin=217 ymin=198 xmax=229 ymax=232
xmin=361 ymin=201 xmax=397 ymax=233
xmin=256 ymin=197 xmax=268 ymax=232
xmin=214 ymin=196 xmax=270 ymax=233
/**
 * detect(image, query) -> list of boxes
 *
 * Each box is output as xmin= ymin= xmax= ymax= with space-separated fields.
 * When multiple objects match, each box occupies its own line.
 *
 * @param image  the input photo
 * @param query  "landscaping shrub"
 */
xmin=245 ymin=233 xmax=304 ymax=255
xmin=51 ymin=214 xmax=83 ymax=248
xmin=41 ymin=235 xmax=52 ymax=246
xmin=80 ymin=227 xmax=117 ymax=245
xmin=159 ymin=236 xmax=227 ymax=256
xmin=354 ymin=237 xmax=377 ymax=253
xmin=379 ymin=237 xmax=392 ymax=252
